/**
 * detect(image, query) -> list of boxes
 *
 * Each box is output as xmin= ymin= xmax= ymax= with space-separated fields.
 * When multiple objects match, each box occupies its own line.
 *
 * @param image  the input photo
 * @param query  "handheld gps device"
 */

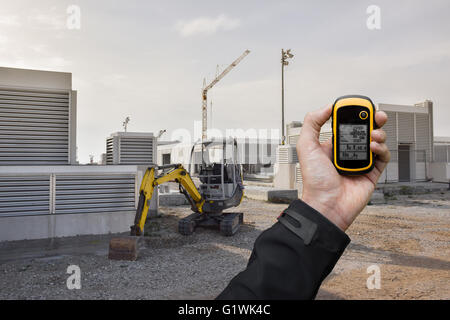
xmin=332 ymin=95 xmax=375 ymax=175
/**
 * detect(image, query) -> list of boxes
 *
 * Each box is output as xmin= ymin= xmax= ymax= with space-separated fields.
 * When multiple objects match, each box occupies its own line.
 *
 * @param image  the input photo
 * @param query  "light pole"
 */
xmin=281 ymin=49 xmax=294 ymax=145
xmin=122 ymin=116 xmax=130 ymax=132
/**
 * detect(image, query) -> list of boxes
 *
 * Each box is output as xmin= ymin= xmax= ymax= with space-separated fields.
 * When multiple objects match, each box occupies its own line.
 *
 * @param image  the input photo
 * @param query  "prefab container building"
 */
xmin=106 ymin=132 xmax=156 ymax=165
xmin=288 ymin=101 xmax=436 ymax=185
xmin=0 ymin=67 xmax=156 ymax=241
xmin=432 ymin=136 xmax=450 ymax=183
xmin=280 ymin=121 xmax=332 ymax=190
xmin=379 ymin=100 xmax=434 ymax=182
xmin=0 ymin=67 xmax=77 ymax=165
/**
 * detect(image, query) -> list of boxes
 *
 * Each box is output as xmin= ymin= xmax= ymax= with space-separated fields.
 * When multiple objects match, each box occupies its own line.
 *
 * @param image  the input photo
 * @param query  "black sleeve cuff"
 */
xmin=217 ymin=199 xmax=351 ymax=300
xmin=283 ymin=199 xmax=350 ymax=252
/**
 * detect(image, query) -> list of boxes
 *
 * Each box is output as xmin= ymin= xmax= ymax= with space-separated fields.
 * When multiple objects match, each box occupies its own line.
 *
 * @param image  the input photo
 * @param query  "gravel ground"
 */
xmin=0 ymin=191 xmax=449 ymax=300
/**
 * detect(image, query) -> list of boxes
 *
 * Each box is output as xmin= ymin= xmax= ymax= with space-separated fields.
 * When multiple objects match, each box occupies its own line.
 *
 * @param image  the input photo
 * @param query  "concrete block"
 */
xmin=159 ymin=193 xmax=189 ymax=206
xmin=267 ymin=189 xmax=299 ymax=204
xmin=369 ymin=191 xmax=385 ymax=205
xmin=244 ymin=187 xmax=269 ymax=201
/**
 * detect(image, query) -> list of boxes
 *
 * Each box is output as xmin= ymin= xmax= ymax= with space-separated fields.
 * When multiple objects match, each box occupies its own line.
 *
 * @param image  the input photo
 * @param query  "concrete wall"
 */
xmin=379 ymin=161 xmax=398 ymax=183
xmin=0 ymin=67 xmax=72 ymax=90
xmin=0 ymin=211 xmax=135 ymax=242
xmin=273 ymin=163 xmax=296 ymax=189
xmin=431 ymin=162 xmax=450 ymax=183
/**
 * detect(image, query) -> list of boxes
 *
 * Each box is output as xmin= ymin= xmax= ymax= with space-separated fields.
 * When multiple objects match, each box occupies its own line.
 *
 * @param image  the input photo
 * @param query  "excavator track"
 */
xmin=219 ymin=212 xmax=243 ymax=236
xmin=178 ymin=212 xmax=202 ymax=236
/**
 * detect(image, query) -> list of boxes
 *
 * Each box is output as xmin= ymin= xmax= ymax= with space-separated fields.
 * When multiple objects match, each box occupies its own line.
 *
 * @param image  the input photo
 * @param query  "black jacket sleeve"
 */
xmin=216 ymin=199 xmax=350 ymax=300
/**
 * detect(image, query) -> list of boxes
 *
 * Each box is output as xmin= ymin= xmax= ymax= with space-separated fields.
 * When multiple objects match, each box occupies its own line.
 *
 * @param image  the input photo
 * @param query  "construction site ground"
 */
xmin=0 ymin=191 xmax=449 ymax=300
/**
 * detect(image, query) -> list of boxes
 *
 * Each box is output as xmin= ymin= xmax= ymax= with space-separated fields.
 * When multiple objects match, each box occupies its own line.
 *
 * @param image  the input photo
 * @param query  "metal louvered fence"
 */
xmin=0 ymin=87 xmax=73 ymax=165
xmin=0 ymin=166 xmax=140 ymax=218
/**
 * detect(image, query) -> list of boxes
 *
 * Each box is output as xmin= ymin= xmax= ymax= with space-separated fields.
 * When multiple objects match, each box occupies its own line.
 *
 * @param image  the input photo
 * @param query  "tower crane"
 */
xmin=202 ymin=50 xmax=250 ymax=141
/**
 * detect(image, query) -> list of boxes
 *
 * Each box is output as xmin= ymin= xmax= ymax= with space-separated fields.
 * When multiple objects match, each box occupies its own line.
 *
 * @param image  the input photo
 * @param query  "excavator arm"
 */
xmin=130 ymin=164 xmax=205 ymax=236
xmin=109 ymin=164 xmax=205 ymax=260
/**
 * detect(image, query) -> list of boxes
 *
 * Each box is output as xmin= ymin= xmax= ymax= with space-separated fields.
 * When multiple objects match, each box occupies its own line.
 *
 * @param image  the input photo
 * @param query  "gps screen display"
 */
xmin=339 ymin=124 xmax=368 ymax=160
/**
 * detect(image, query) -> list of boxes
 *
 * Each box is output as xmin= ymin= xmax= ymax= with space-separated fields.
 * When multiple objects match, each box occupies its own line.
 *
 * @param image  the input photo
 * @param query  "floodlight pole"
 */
xmin=281 ymin=49 xmax=293 ymax=145
xmin=281 ymin=49 xmax=285 ymax=145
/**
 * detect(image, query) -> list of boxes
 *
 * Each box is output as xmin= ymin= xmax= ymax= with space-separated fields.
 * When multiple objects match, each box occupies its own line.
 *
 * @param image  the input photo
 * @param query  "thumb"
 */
xmin=300 ymin=105 xmax=332 ymax=145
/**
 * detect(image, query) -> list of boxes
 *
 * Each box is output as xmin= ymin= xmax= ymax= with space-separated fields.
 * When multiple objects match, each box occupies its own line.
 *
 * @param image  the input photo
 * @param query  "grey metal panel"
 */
xmin=0 ymin=94 xmax=68 ymax=102
xmin=0 ymin=114 xmax=68 ymax=121
xmin=398 ymin=145 xmax=410 ymax=182
xmin=55 ymin=175 xmax=136 ymax=214
xmin=106 ymin=134 xmax=155 ymax=165
xmin=0 ymin=125 xmax=68 ymax=131
xmin=0 ymin=103 xmax=69 ymax=112
xmin=435 ymin=145 xmax=448 ymax=162
xmin=397 ymin=112 xmax=414 ymax=143
xmin=415 ymin=113 xmax=431 ymax=162
xmin=384 ymin=111 xmax=398 ymax=161
xmin=0 ymin=90 xmax=69 ymax=99
xmin=106 ymin=137 xmax=114 ymax=165
xmin=119 ymin=138 xmax=154 ymax=164
xmin=0 ymin=176 xmax=50 ymax=217
xmin=295 ymin=163 xmax=303 ymax=184
xmin=0 ymin=88 xmax=70 ymax=165
xmin=0 ymin=99 xmax=68 ymax=107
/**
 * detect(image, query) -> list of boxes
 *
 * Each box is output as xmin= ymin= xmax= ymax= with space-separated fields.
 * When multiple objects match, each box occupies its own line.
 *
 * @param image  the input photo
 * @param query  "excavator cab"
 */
xmin=192 ymin=138 xmax=244 ymax=214
xmin=177 ymin=138 xmax=244 ymax=236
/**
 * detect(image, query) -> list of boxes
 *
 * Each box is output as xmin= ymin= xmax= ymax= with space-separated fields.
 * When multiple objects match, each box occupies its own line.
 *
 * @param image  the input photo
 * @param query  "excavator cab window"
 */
xmin=190 ymin=138 xmax=244 ymax=204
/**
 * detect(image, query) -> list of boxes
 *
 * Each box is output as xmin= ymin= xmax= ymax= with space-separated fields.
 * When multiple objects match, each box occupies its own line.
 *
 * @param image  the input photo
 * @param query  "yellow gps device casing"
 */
xmin=332 ymin=95 xmax=375 ymax=175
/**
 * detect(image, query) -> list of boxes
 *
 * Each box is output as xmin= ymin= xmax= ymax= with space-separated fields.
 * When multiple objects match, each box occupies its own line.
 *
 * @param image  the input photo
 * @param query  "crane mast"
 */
xmin=202 ymin=50 xmax=250 ymax=141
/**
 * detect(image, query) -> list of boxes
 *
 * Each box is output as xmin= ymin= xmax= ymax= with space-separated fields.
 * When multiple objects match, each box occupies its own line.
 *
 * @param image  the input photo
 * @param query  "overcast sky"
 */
xmin=1 ymin=0 xmax=449 ymax=163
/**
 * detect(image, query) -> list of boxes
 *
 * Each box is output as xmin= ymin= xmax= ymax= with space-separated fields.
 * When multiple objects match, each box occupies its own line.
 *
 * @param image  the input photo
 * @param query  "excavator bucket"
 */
xmin=108 ymin=237 xmax=140 ymax=261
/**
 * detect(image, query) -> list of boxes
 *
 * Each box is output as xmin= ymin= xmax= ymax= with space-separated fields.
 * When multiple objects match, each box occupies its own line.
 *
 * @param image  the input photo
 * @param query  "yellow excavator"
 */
xmin=109 ymin=138 xmax=245 ymax=260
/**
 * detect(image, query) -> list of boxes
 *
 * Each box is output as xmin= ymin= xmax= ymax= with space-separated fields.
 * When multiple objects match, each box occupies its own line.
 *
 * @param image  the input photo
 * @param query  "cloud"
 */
xmin=0 ymin=34 xmax=8 ymax=45
xmin=27 ymin=7 xmax=66 ymax=30
xmin=175 ymin=14 xmax=240 ymax=37
xmin=0 ymin=15 xmax=21 ymax=26
xmin=100 ymin=74 xmax=127 ymax=87
xmin=0 ymin=41 xmax=71 ymax=70
xmin=29 ymin=13 xmax=65 ymax=30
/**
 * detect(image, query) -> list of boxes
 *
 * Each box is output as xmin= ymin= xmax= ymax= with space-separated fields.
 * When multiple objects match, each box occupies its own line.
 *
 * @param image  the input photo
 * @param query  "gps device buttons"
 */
xmin=359 ymin=111 xmax=368 ymax=120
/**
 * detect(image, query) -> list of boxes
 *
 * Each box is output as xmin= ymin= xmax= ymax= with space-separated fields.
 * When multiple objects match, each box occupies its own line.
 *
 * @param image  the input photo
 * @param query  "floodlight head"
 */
xmin=157 ymin=129 xmax=167 ymax=139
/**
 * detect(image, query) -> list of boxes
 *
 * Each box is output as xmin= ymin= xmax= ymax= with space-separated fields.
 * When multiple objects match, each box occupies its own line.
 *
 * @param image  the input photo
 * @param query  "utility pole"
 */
xmin=281 ymin=49 xmax=294 ymax=145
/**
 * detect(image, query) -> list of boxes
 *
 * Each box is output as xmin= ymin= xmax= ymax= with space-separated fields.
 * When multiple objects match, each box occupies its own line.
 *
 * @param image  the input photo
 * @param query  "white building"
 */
xmin=106 ymin=131 xmax=156 ymax=165
xmin=275 ymin=121 xmax=332 ymax=190
xmin=280 ymin=100 xmax=444 ymax=189
xmin=157 ymin=138 xmax=279 ymax=179
xmin=0 ymin=67 xmax=152 ymax=241
xmin=432 ymin=136 xmax=450 ymax=183
xmin=0 ymin=67 xmax=77 ymax=165
xmin=379 ymin=100 xmax=433 ymax=182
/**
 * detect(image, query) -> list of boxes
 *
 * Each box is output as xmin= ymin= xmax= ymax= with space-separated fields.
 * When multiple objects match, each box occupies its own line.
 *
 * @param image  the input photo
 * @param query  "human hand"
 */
xmin=297 ymin=105 xmax=390 ymax=231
